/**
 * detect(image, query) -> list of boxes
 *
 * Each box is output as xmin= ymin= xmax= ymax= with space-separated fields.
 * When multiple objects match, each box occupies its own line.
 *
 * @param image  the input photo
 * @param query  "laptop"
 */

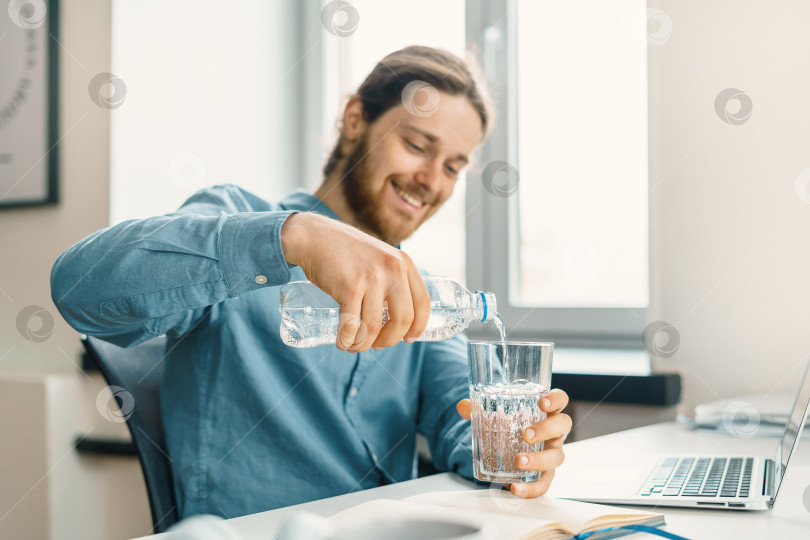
xmin=549 ymin=360 xmax=810 ymax=511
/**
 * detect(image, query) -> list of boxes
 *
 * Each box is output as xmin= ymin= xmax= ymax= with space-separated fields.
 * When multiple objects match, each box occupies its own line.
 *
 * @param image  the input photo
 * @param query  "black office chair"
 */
xmin=81 ymin=334 xmax=179 ymax=533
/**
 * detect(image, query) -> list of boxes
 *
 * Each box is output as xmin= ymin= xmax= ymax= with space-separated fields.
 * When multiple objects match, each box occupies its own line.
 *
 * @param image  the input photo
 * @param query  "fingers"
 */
xmin=373 ymin=275 xmax=414 ymax=350
xmin=507 ymin=424 xmax=568 ymax=499
xmin=544 ymin=432 xmax=568 ymax=449
xmin=523 ymin=413 xmax=572 ymax=444
xmin=542 ymin=389 xmax=569 ymax=414
xmin=456 ymin=399 xmax=471 ymax=420
xmin=335 ymin=251 xmax=427 ymax=352
xmin=510 ymin=469 xmax=555 ymax=498
xmin=488 ymin=390 xmax=571 ymax=500
xmin=514 ymin=447 xmax=565 ymax=472
xmin=295 ymin=215 xmax=429 ymax=352
xmin=352 ymin=287 xmax=386 ymax=352
xmin=519 ymin=390 xmax=571 ymax=443
xmin=405 ymin=260 xmax=430 ymax=342
xmin=336 ymin=295 xmax=364 ymax=351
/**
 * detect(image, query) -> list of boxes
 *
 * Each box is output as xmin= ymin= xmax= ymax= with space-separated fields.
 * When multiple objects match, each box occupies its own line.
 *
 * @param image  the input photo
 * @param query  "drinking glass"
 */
xmin=468 ymin=341 xmax=554 ymax=483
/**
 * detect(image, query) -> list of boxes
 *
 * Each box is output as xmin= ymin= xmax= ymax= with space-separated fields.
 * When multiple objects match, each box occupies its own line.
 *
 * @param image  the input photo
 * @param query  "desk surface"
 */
xmin=148 ymin=422 xmax=810 ymax=540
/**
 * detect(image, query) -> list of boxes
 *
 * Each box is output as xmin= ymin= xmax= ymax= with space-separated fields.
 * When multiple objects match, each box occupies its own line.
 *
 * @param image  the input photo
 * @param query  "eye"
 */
xmin=407 ymin=141 xmax=425 ymax=154
xmin=445 ymin=165 xmax=459 ymax=176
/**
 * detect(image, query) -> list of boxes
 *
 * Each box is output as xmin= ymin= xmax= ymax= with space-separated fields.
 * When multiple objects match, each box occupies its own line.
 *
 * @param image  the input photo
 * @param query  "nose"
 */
xmin=414 ymin=157 xmax=443 ymax=193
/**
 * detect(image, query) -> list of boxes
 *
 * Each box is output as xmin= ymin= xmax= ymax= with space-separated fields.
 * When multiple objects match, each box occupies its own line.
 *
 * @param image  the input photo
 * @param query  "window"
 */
xmin=465 ymin=0 xmax=648 ymax=344
xmin=515 ymin=0 xmax=648 ymax=308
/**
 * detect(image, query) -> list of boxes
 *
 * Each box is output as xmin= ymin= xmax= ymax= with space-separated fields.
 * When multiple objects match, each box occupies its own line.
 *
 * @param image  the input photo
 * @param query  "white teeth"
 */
xmin=393 ymin=184 xmax=424 ymax=208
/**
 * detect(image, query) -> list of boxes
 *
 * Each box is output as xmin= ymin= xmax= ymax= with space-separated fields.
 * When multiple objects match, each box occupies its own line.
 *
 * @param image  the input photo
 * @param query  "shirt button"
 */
xmin=371 ymin=453 xmax=378 ymax=463
xmin=349 ymin=386 xmax=358 ymax=398
xmin=254 ymin=275 xmax=267 ymax=285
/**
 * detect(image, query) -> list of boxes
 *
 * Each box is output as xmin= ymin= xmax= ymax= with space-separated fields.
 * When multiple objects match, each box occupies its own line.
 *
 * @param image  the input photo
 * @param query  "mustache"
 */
xmin=390 ymin=177 xmax=437 ymax=205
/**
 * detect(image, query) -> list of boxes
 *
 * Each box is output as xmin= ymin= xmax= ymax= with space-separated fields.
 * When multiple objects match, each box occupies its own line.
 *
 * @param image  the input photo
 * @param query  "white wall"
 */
xmin=109 ymin=0 xmax=310 ymax=224
xmin=648 ymin=0 xmax=810 ymax=414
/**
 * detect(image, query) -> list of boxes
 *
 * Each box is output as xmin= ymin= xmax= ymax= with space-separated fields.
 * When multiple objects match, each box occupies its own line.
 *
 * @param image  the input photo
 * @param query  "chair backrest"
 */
xmin=81 ymin=335 xmax=179 ymax=533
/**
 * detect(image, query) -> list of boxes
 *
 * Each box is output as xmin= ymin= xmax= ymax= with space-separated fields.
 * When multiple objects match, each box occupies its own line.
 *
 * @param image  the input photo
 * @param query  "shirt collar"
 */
xmin=278 ymin=190 xmax=340 ymax=221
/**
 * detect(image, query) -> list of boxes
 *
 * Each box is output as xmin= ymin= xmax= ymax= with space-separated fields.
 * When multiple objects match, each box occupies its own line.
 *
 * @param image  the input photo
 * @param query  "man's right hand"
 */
xmin=280 ymin=212 xmax=430 ymax=352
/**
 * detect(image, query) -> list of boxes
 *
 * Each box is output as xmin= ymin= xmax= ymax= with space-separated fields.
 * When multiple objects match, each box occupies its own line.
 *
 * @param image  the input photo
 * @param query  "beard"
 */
xmin=339 ymin=132 xmax=435 ymax=246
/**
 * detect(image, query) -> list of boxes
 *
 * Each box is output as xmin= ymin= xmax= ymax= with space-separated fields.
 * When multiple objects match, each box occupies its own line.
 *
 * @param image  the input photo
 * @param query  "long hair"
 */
xmin=322 ymin=45 xmax=493 ymax=177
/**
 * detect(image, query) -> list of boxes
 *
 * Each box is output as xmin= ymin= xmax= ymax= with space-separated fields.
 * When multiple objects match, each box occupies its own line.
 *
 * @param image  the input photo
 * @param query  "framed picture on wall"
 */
xmin=0 ymin=0 xmax=59 ymax=208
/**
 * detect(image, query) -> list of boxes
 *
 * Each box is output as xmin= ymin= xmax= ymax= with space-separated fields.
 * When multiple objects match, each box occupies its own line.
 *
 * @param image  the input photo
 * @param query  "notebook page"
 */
xmin=406 ymin=490 xmax=662 ymax=531
xmin=328 ymin=498 xmax=571 ymax=540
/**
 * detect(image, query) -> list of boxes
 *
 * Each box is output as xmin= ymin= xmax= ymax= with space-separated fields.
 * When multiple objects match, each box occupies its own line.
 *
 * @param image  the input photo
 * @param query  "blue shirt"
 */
xmin=50 ymin=185 xmax=473 ymax=519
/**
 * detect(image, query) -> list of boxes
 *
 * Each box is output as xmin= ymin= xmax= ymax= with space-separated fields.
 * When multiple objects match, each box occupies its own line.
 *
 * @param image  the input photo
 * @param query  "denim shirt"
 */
xmin=50 ymin=185 xmax=473 ymax=519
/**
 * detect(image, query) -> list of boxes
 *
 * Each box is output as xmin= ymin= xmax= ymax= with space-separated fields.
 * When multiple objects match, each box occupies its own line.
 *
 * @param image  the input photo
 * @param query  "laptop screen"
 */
xmin=777 ymin=360 xmax=810 ymax=490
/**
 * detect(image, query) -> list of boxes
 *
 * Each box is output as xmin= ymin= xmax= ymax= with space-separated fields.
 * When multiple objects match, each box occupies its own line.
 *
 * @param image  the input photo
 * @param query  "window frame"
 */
xmin=465 ymin=0 xmax=647 ymax=347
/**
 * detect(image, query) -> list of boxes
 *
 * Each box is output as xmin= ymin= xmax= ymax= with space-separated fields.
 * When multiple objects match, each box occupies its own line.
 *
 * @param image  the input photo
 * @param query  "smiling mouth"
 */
xmin=391 ymin=180 xmax=427 ymax=209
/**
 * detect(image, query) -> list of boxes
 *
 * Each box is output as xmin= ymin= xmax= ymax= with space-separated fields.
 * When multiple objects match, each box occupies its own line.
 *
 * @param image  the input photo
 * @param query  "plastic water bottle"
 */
xmin=279 ymin=276 xmax=496 ymax=348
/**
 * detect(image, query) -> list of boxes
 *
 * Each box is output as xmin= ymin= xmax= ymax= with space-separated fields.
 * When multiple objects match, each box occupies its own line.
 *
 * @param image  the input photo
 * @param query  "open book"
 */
xmin=329 ymin=490 xmax=665 ymax=540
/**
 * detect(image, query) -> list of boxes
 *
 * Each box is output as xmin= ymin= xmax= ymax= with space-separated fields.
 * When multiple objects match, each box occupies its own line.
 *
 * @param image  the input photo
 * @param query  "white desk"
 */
xmin=150 ymin=422 xmax=810 ymax=539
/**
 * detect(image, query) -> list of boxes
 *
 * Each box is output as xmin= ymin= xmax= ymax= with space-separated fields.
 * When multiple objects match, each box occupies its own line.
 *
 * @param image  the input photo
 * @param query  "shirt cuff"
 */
xmin=218 ymin=210 xmax=300 ymax=297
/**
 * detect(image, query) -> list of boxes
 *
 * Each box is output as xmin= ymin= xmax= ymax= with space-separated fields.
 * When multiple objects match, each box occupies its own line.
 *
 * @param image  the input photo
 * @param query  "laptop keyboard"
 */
xmin=639 ymin=457 xmax=754 ymax=498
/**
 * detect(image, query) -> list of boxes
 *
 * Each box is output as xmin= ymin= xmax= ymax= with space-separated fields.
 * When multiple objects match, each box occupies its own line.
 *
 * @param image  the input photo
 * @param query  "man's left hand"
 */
xmin=456 ymin=388 xmax=572 ymax=498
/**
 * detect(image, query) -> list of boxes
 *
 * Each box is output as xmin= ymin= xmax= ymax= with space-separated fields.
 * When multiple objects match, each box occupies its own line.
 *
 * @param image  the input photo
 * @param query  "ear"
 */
xmin=342 ymin=97 xmax=366 ymax=143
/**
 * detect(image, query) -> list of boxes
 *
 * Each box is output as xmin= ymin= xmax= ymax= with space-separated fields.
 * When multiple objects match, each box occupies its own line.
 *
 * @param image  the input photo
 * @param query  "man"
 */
xmin=51 ymin=46 xmax=571 ymax=519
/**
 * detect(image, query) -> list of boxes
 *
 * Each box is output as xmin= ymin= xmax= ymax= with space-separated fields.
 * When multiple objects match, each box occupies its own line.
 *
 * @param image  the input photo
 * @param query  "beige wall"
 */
xmin=0 ymin=0 xmax=111 ymax=374
xmin=0 ymin=377 xmax=49 ymax=539
xmin=0 ymin=373 xmax=150 ymax=540
xmin=648 ymin=0 xmax=810 ymax=414
xmin=0 ymin=2 xmax=152 ymax=538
